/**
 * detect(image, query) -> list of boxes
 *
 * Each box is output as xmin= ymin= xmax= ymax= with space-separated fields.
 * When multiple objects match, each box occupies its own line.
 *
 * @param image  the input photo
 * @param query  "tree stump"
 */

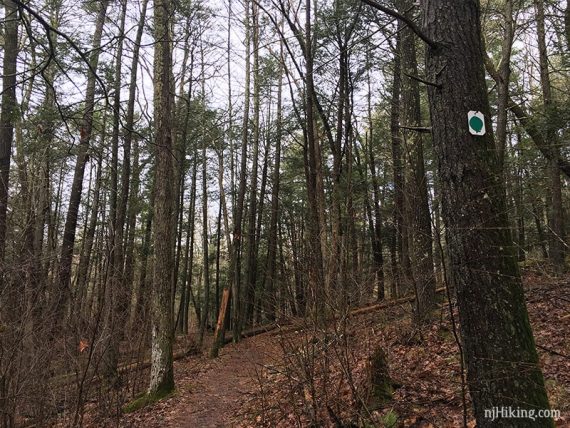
xmin=368 ymin=347 xmax=394 ymax=410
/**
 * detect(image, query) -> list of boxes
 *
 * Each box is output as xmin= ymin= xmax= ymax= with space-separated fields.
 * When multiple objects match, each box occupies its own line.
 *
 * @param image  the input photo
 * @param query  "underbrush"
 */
xmin=250 ymin=304 xmax=406 ymax=427
xmin=242 ymin=278 xmax=570 ymax=427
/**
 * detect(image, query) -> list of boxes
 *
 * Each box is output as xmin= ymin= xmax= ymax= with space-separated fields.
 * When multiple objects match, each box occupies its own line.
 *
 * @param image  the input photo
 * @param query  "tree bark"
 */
xmin=420 ymin=0 xmax=552 ymax=424
xmin=123 ymin=0 xmax=149 ymax=331
xmin=242 ymin=0 xmax=261 ymax=332
xmin=263 ymin=34 xmax=284 ymax=322
xmin=532 ymin=198 xmax=549 ymax=260
xmin=304 ymin=0 xmax=326 ymax=319
xmin=75 ymin=150 xmax=103 ymax=319
xmin=102 ymin=0 xmax=129 ymax=381
xmin=230 ymin=0 xmax=251 ymax=342
xmin=399 ymin=0 xmax=434 ymax=322
xmin=389 ymin=28 xmax=407 ymax=298
xmin=209 ymin=0 xmax=236 ymax=356
xmin=494 ymin=0 xmax=513 ymax=171
xmin=0 ymin=0 xmax=18 ymax=267
xmin=148 ymin=0 xmax=175 ymax=396
xmin=55 ymin=0 xmax=109 ymax=325
xmin=198 ymin=108 xmax=210 ymax=348
xmin=366 ymin=63 xmax=385 ymax=301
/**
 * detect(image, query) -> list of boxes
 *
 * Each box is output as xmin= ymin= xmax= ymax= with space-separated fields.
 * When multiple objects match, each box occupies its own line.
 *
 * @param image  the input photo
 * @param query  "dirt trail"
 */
xmin=123 ymin=334 xmax=277 ymax=427
xmin=118 ymin=293 xmax=437 ymax=427
xmin=171 ymin=339 xmax=268 ymax=427
xmin=119 ymin=279 xmax=570 ymax=427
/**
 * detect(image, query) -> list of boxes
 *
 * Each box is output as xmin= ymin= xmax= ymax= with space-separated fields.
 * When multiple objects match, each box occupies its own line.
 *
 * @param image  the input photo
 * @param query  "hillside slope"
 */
xmin=95 ymin=275 xmax=569 ymax=427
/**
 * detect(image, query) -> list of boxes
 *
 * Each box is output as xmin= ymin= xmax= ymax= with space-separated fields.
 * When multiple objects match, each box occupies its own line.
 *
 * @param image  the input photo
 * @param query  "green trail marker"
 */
xmin=468 ymin=111 xmax=485 ymax=136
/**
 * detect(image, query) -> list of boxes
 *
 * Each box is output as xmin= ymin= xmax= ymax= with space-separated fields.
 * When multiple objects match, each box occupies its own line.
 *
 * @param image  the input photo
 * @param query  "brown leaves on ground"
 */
xmin=523 ymin=275 xmax=570 ymax=419
xmin=238 ymin=302 xmax=472 ymax=427
xmin=96 ymin=274 xmax=569 ymax=427
xmin=237 ymin=275 xmax=569 ymax=427
xmin=78 ymin=339 xmax=89 ymax=353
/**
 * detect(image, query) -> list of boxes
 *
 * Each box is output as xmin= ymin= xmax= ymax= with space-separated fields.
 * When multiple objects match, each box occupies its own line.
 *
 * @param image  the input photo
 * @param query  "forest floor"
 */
xmin=92 ymin=273 xmax=569 ymax=427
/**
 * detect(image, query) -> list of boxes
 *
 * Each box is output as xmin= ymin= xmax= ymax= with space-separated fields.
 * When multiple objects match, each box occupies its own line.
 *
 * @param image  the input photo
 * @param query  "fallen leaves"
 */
xmin=84 ymin=274 xmax=569 ymax=427
xmin=237 ymin=275 xmax=569 ymax=427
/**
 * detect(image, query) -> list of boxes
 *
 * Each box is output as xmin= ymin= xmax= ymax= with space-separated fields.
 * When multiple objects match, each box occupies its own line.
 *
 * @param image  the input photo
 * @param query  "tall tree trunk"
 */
xmin=242 ymin=0 xmax=261 ymax=332
xmin=228 ymin=0 xmax=252 ymax=343
xmin=389 ymin=28 xmax=406 ymax=298
xmin=532 ymin=198 xmax=549 ymax=260
xmin=430 ymin=174 xmax=445 ymax=287
xmin=263 ymin=35 xmax=284 ymax=322
xmin=330 ymin=30 xmax=347 ymax=301
xmin=148 ymin=0 xmax=175 ymax=397
xmin=185 ymin=149 xmax=200 ymax=332
xmin=420 ymin=0 xmax=552 ymax=424
xmin=494 ymin=0 xmax=513 ymax=171
xmin=0 ymin=0 xmax=18 ymax=268
xmin=172 ymin=20 xmax=195 ymax=327
xmin=227 ymin=0 xmax=236 ymax=211
xmin=209 ymin=0 xmax=236 ymax=356
xmin=253 ymin=133 xmax=270 ymax=324
xmin=514 ymin=132 xmax=526 ymax=262
xmin=366 ymin=64 xmax=385 ymax=301
xmin=399 ymin=0 xmax=434 ymax=323
xmin=344 ymin=71 xmax=358 ymax=304
xmin=535 ymin=0 xmax=565 ymax=274
xmin=102 ymin=0 xmax=129 ymax=381
xmin=304 ymin=0 xmax=326 ymax=319
xmin=176 ymin=173 xmax=195 ymax=335
xmin=75 ymin=152 xmax=103 ymax=319
xmin=198 ymin=116 xmax=210 ymax=348
xmin=132 ymin=181 xmax=154 ymax=329
xmin=214 ymin=204 xmax=222 ymax=322
xmin=55 ymin=0 xmax=109 ymax=325
xmin=123 ymin=0 xmax=149 ymax=330
xmin=126 ymin=138 xmax=141 ymax=328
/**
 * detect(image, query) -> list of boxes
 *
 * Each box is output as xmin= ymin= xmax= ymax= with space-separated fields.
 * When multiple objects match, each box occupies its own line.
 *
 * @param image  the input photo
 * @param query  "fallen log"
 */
xmin=228 ymin=287 xmax=448 ymax=339
xmin=52 ymin=288 xmax=448 ymax=387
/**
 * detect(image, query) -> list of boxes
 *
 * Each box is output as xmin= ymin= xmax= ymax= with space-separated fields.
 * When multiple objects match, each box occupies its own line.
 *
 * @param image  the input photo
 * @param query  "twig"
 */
xmin=537 ymin=344 xmax=570 ymax=359
xmin=359 ymin=0 xmax=439 ymax=48
xmin=404 ymin=72 xmax=442 ymax=88
xmin=11 ymin=0 xmax=109 ymax=104
xmin=436 ymin=232 xmax=468 ymax=427
xmin=398 ymin=125 xmax=432 ymax=133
